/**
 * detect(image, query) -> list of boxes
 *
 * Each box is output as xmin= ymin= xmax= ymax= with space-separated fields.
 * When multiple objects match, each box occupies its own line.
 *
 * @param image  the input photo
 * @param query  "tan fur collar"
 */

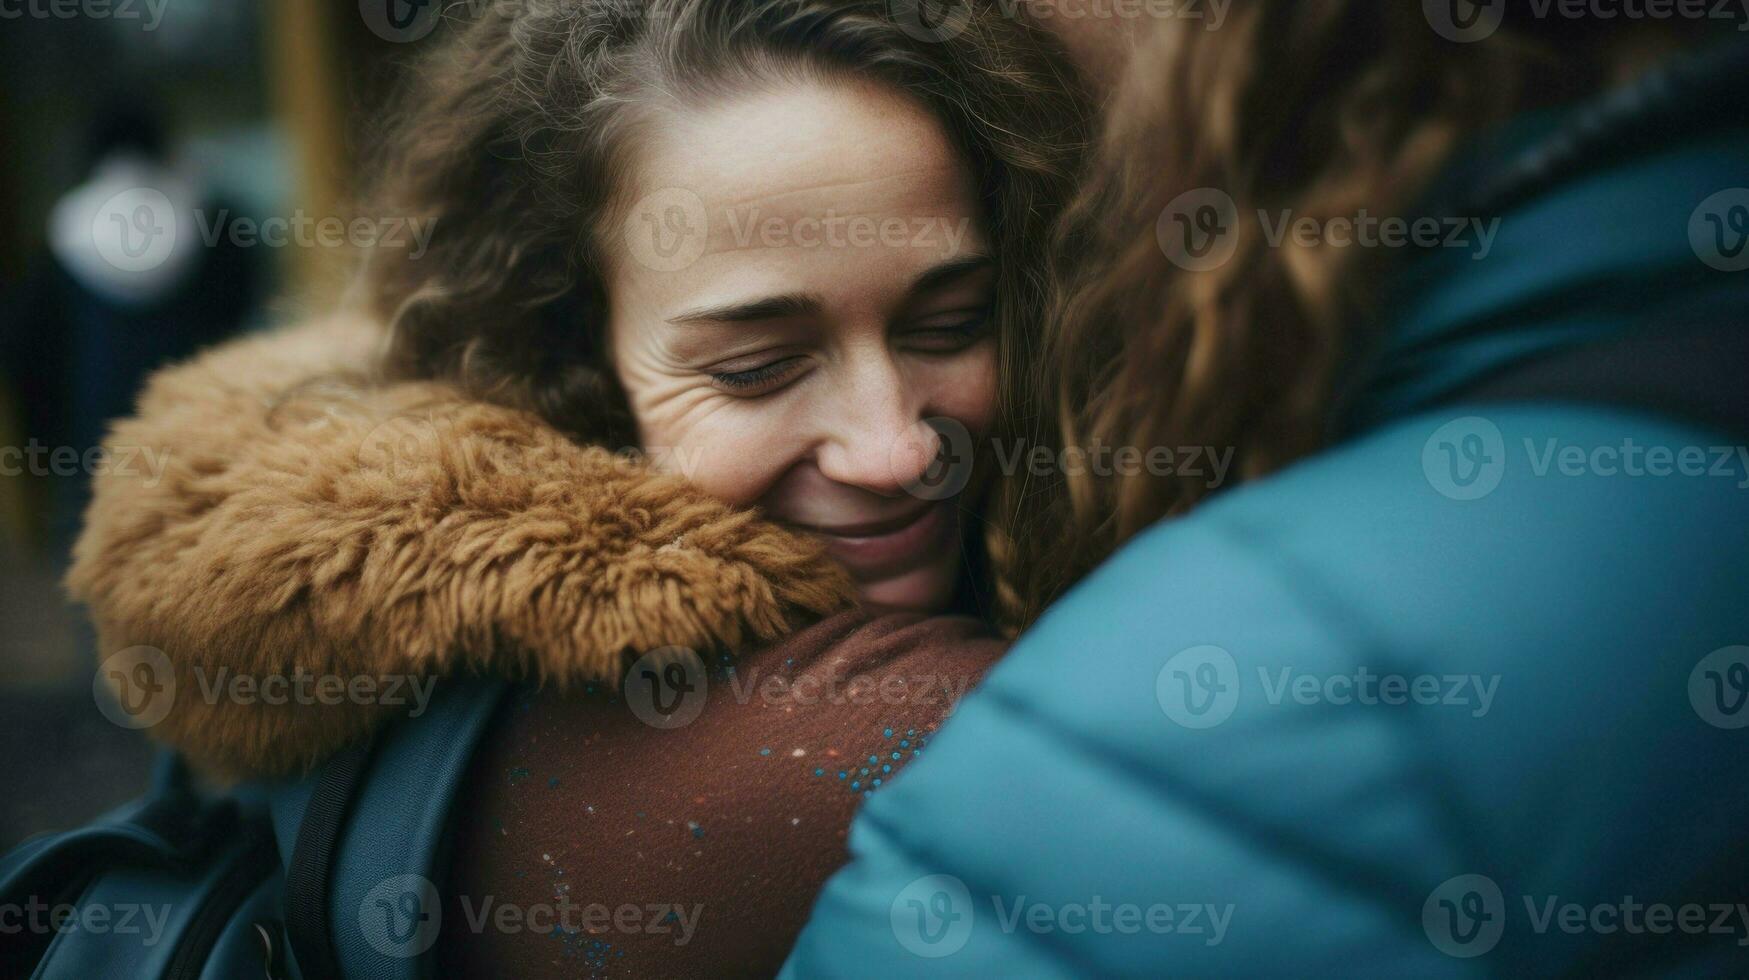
xmin=67 ymin=315 xmax=853 ymax=781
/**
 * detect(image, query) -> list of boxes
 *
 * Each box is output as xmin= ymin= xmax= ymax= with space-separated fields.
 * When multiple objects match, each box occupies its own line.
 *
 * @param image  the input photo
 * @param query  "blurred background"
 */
xmin=0 ymin=0 xmax=444 ymax=848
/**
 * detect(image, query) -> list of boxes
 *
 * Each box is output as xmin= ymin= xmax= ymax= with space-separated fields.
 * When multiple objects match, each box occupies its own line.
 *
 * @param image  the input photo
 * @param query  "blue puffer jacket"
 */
xmin=784 ymin=69 xmax=1749 ymax=977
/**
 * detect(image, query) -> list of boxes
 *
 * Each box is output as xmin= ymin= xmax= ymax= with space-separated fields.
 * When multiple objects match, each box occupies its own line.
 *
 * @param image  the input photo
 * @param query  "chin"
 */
xmin=853 ymin=555 xmax=962 ymax=613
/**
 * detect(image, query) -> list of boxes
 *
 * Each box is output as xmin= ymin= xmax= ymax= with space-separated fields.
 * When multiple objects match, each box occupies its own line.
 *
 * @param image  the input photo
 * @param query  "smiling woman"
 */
xmin=66 ymin=0 xmax=1087 ymax=775
xmin=609 ymin=78 xmax=998 ymax=608
xmin=356 ymin=0 xmax=1090 ymax=617
xmin=53 ymin=4 xmax=1088 ymax=974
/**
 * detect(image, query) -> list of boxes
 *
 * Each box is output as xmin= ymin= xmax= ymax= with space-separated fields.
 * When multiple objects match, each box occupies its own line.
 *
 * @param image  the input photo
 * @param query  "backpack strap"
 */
xmin=283 ymin=735 xmax=377 ymax=980
xmin=271 ymin=678 xmax=513 ymax=980
xmin=0 ymin=753 xmax=238 ymax=977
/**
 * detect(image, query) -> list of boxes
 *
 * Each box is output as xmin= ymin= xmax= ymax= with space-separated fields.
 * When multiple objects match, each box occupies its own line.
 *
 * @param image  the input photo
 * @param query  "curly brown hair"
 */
xmin=355 ymin=0 xmax=1090 ymax=471
xmin=994 ymin=5 xmax=1706 ymax=627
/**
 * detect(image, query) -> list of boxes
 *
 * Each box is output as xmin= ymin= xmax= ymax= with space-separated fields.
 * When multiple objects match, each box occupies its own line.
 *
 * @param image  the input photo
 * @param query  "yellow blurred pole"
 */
xmin=263 ymin=0 xmax=351 ymax=301
xmin=0 ymin=382 xmax=31 ymax=552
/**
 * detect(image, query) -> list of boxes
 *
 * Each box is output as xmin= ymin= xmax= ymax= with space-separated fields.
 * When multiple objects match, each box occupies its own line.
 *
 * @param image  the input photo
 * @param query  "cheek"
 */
xmin=633 ymin=394 xmax=805 ymax=509
xmin=922 ymin=341 xmax=998 ymax=438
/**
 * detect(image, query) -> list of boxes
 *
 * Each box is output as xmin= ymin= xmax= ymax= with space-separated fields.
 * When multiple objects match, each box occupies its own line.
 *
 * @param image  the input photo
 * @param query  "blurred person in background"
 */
xmin=3 ymin=96 xmax=259 ymax=552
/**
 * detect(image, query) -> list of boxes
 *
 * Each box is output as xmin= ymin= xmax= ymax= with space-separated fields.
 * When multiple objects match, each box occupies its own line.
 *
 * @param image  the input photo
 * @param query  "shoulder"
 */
xmin=437 ymin=610 xmax=1005 ymax=978
xmin=787 ymin=405 xmax=1749 ymax=974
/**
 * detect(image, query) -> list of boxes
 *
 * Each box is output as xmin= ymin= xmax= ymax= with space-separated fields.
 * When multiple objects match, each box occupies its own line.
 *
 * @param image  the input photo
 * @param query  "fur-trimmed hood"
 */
xmin=67 ymin=314 xmax=854 ymax=781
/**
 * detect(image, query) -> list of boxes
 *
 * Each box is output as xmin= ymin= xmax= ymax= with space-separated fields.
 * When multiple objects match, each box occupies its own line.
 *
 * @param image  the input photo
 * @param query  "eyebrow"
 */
xmin=664 ymin=253 xmax=994 ymax=326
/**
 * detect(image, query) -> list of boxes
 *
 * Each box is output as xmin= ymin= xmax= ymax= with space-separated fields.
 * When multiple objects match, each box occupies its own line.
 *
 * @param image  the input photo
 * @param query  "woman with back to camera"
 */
xmin=787 ymin=6 xmax=1749 ymax=975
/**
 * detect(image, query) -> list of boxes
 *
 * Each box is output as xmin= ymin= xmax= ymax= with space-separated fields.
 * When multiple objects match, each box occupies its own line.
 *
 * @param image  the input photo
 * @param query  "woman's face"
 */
xmin=605 ymin=77 xmax=994 ymax=611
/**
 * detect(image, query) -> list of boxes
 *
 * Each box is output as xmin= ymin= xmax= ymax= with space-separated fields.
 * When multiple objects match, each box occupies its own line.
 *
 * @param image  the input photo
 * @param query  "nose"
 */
xmin=813 ymin=356 xmax=941 ymax=497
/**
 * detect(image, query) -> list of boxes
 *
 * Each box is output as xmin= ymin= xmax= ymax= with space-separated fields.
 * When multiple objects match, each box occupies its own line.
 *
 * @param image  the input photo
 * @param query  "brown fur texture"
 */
xmin=67 ymin=315 xmax=854 ymax=781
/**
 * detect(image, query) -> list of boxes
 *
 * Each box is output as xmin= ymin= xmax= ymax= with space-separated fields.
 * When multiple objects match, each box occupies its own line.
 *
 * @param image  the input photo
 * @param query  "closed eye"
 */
xmin=902 ymin=312 xmax=990 ymax=353
xmin=710 ymin=356 xmax=808 ymax=394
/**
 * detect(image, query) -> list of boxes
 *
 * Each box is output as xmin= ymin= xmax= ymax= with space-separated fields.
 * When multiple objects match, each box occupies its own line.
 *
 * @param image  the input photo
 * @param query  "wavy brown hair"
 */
xmin=993 ymin=5 xmax=1704 ymax=627
xmin=355 ymin=0 xmax=1089 ymax=467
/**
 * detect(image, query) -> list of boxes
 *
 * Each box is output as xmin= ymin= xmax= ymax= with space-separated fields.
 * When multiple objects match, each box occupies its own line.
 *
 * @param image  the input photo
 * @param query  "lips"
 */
xmin=802 ymin=501 xmax=955 ymax=581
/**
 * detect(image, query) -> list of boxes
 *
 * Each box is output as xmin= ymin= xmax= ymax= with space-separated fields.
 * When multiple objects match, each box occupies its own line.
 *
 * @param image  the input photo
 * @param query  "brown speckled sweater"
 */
xmin=438 ymin=610 xmax=1004 ymax=978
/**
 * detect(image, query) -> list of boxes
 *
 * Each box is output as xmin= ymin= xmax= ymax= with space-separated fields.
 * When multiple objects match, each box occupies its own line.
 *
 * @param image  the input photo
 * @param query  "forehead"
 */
xmin=608 ymin=78 xmax=987 ymax=316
